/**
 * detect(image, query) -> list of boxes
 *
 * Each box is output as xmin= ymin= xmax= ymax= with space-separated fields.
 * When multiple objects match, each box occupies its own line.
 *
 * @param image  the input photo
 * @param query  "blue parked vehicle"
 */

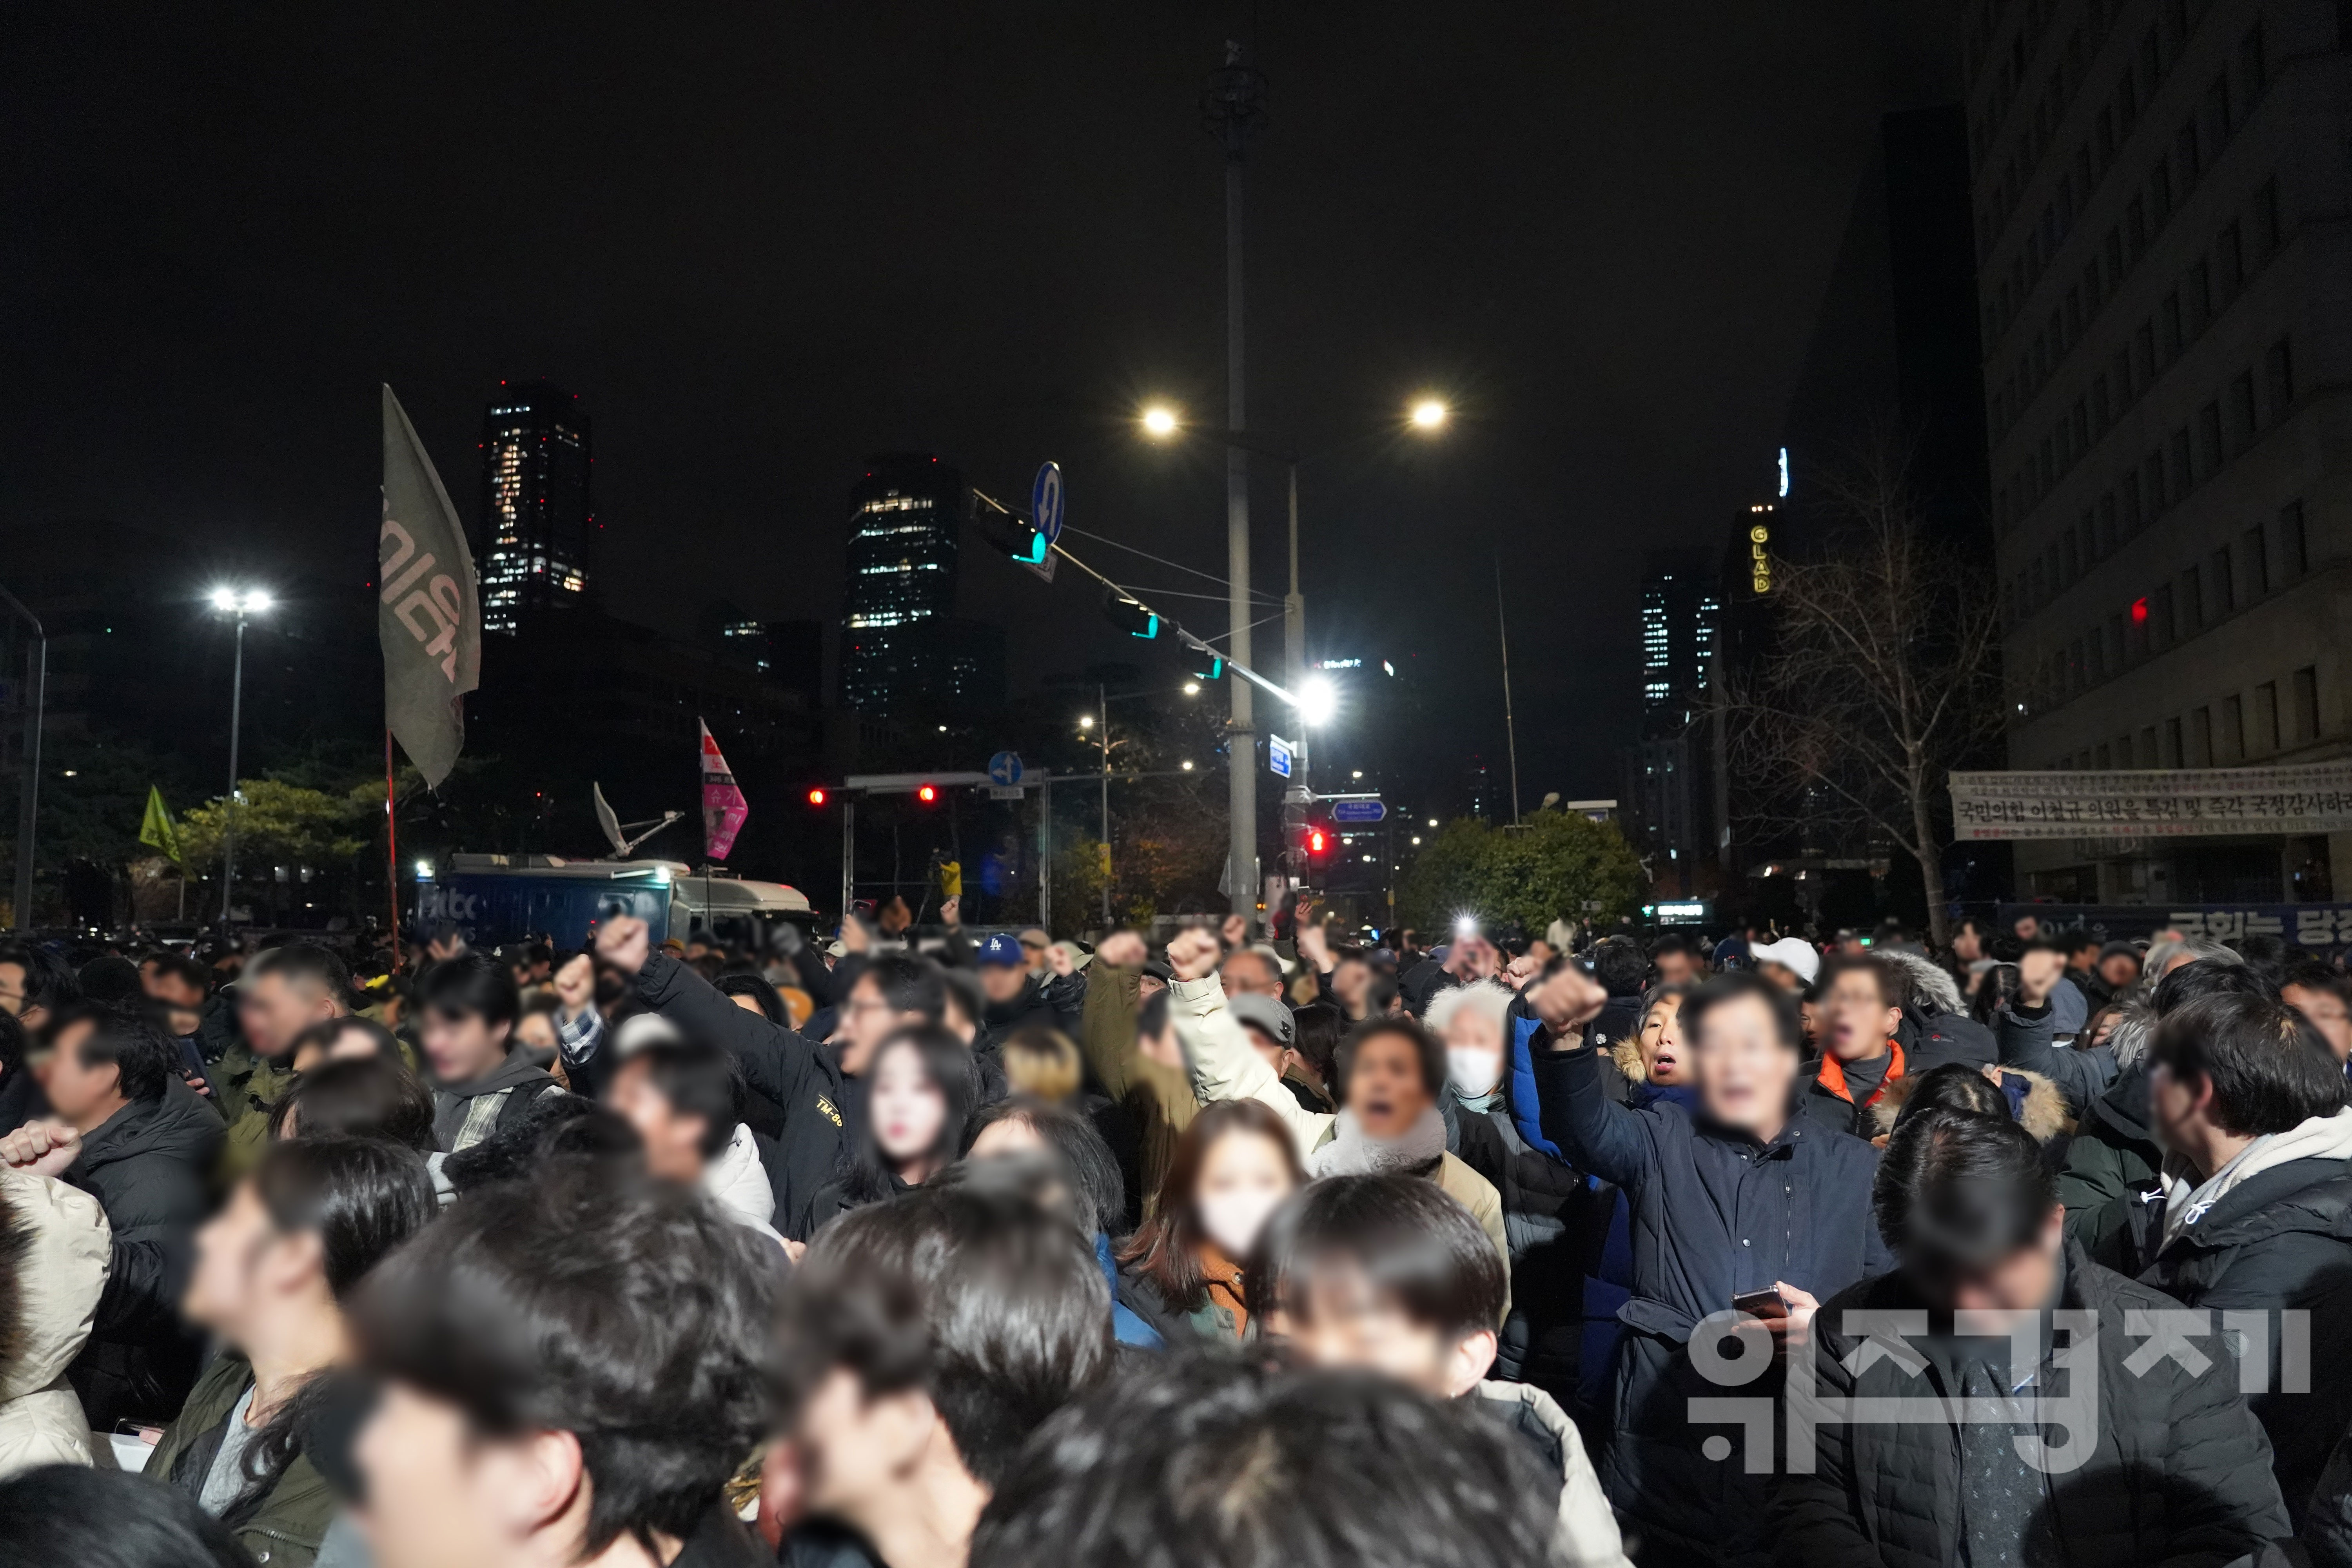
xmin=413 ymin=854 xmax=818 ymax=952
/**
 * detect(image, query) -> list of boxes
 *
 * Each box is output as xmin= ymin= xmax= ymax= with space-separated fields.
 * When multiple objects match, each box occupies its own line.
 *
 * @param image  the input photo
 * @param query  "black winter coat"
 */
xmin=1771 ymin=1243 xmax=2290 ymax=1568
xmin=633 ymin=952 xmax=846 ymax=1241
xmin=1446 ymin=1089 xmax=1613 ymax=1405
xmin=65 ymin=1080 xmax=223 ymax=1428
xmin=2119 ymin=1152 xmax=2352 ymax=1529
xmin=1528 ymin=1036 xmax=1887 ymax=1566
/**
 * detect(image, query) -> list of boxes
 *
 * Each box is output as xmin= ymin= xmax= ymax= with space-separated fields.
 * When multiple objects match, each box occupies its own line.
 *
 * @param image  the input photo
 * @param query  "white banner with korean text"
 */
xmin=1950 ymin=762 xmax=2352 ymax=840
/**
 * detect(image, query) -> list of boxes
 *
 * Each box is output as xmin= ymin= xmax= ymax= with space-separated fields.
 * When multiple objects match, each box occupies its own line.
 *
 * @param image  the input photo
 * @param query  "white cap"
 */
xmin=1751 ymin=937 xmax=1820 ymax=986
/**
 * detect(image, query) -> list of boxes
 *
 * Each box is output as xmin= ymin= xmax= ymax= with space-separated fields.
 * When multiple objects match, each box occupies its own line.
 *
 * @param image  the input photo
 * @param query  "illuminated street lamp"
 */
xmin=1409 ymin=398 xmax=1449 ymax=430
xmin=1140 ymin=404 xmax=1180 ymax=438
xmin=209 ymin=586 xmax=272 ymax=926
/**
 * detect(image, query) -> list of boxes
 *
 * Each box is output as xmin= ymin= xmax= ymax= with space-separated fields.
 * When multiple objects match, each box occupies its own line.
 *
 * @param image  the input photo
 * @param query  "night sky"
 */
xmin=6 ymin=1 xmax=1958 ymax=805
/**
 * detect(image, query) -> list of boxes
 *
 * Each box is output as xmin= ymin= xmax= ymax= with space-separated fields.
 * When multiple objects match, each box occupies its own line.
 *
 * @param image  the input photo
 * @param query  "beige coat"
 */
xmin=0 ymin=1169 xmax=111 ymax=1479
xmin=1167 ymin=976 xmax=1511 ymax=1314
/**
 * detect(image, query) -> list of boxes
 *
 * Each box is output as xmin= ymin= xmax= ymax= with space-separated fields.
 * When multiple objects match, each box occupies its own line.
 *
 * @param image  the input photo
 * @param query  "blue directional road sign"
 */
xmin=987 ymin=751 xmax=1024 ymax=787
xmin=1267 ymin=735 xmax=1293 ymax=779
xmin=1029 ymin=462 xmax=1065 ymax=547
xmin=1332 ymin=799 xmax=1386 ymax=824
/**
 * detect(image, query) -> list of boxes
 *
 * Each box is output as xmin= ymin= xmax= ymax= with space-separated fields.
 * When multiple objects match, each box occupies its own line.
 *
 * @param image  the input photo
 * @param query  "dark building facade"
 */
xmin=1976 ymin=0 xmax=2352 ymax=904
xmin=838 ymin=454 xmax=1004 ymax=717
xmin=478 ymin=380 xmax=592 ymax=635
xmin=1622 ymin=552 xmax=1721 ymax=896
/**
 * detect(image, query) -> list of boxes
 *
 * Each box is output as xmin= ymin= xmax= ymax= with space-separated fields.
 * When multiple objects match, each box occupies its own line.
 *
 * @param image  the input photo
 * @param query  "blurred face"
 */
xmin=1758 ymin=961 xmax=1806 ymax=995
xmin=147 ymin=969 xmax=205 ymax=1018
xmin=1243 ymin=1023 xmax=1287 ymax=1076
xmin=240 ymin=971 xmax=343 ymax=1060
xmin=513 ymin=1012 xmax=559 ymax=1054
xmin=356 ymin=1383 xmax=566 ymax=1568
xmin=1330 ymin=958 xmax=1371 ymax=1011
xmin=607 ymin=1058 xmax=708 ymax=1183
xmin=1345 ymin=1031 xmax=1434 ymax=1140
xmin=2147 ymin=1060 xmax=2209 ymax=1158
xmin=1939 ymin=1208 xmax=2065 ymax=1314
xmin=837 ymin=976 xmax=918 ymax=1077
xmin=1275 ymin=1270 xmax=1492 ymax=1399
xmin=1691 ymin=993 xmax=1798 ymax=1137
xmin=1191 ymin=1128 xmax=1297 ymax=1259
xmin=1221 ymin=951 xmax=1281 ymax=999
xmin=1138 ymin=1021 xmax=1183 ymax=1072
xmin=1019 ymin=935 xmax=1049 ymax=972
xmin=1637 ymin=995 xmax=1690 ymax=1085
xmin=794 ymin=1368 xmax=933 ymax=1523
xmin=978 ymin=963 xmax=1027 ymax=1004
xmin=868 ymin=1044 xmax=947 ymax=1166
xmin=1441 ymin=1005 xmax=1504 ymax=1100
xmin=2013 ymin=916 xmax=2040 ymax=942
xmin=183 ymin=1181 xmax=318 ymax=1340
xmin=2099 ymin=952 xmax=2141 ymax=988
xmin=2286 ymin=983 xmax=2352 ymax=1064
xmin=1951 ymin=926 xmax=1985 ymax=962
xmin=420 ymin=1007 xmax=510 ymax=1084
xmin=1822 ymin=969 xmax=1901 ymax=1063
xmin=1653 ymin=948 xmax=1699 ymax=987
xmin=0 ymin=961 xmax=30 ymax=1022
xmin=42 ymin=1019 xmax=123 ymax=1126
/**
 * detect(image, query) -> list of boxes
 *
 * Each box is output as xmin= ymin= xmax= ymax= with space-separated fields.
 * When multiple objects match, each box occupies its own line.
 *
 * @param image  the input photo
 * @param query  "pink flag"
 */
xmin=699 ymin=719 xmax=749 ymax=860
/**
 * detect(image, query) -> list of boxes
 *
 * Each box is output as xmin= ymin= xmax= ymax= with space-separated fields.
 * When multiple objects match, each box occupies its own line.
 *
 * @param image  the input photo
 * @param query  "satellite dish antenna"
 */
xmin=593 ymin=782 xmax=685 ymax=858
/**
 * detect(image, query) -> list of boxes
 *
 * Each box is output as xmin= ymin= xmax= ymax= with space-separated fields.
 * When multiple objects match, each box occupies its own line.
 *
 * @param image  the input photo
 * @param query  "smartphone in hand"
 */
xmin=1730 ymin=1287 xmax=1789 ymax=1321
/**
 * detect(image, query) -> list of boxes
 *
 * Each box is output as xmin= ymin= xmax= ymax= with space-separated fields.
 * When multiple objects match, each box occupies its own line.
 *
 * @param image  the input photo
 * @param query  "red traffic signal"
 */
xmin=916 ymin=784 xmax=938 ymax=804
xmin=1307 ymin=826 xmax=1329 ymax=856
xmin=806 ymin=787 xmax=829 ymax=807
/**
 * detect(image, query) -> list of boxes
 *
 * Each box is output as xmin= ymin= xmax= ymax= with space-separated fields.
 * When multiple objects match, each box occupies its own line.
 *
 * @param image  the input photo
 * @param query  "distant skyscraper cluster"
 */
xmin=838 ymin=454 xmax=1003 ymax=718
xmin=478 ymin=380 xmax=592 ymax=635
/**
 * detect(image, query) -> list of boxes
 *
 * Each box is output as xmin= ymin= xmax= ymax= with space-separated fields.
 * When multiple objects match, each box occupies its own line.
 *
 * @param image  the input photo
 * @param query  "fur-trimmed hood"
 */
xmin=1867 ymin=1067 xmax=2074 ymax=1144
xmin=1878 ymin=948 xmax=1963 ymax=1016
xmin=1610 ymin=1037 xmax=1646 ymax=1083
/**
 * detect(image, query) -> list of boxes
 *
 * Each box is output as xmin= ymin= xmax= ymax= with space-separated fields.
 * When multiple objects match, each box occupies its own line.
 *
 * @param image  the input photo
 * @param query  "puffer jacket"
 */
xmin=1771 ymin=1242 xmax=2290 ymax=1568
xmin=2060 ymin=1064 xmax=2162 ymax=1262
xmin=0 ymin=1170 xmax=109 ymax=1478
xmin=1447 ymin=1082 xmax=1614 ymax=1404
xmin=65 ymin=1080 xmax=223 ymax=1430
xmin=1471 ymin=1379 xmax=1632 ymax=1568
xmin=2115 ymin=1125 xmax=2352 ymax=1530
xmin=1527 ymin=1029 xmax=1886 ymax=1566
xmin=1863 ymin=1065 xmax=2074 ymax=1152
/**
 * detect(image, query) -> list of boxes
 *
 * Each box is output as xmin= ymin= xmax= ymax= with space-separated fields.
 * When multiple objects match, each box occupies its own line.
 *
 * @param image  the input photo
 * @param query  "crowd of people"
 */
xmin=2 ymin=899 xmax=2352 ymax=1566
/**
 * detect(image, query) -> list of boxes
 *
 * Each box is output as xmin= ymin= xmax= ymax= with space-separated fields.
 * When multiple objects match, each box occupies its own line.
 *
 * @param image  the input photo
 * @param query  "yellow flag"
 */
xmin=138 ymin=786 xmax=181 ymax=865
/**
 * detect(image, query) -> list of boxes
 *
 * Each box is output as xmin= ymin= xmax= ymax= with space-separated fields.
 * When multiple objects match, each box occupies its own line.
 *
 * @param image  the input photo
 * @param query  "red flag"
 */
xmin=699 ymin=719 xmax=749 ymax=860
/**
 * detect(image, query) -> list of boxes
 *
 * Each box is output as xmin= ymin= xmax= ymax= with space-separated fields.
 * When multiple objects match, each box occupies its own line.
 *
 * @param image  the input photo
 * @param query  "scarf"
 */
xmin=1310 ymin=1106 xmax=1448 ymax=1179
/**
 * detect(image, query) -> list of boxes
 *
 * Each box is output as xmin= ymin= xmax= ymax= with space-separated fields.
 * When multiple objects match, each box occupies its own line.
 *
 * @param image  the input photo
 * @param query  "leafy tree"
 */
xmin=1396 ymin=807 xmax=1645 ymax=935
xmin=180 ymin=779 xmax=368 ymax=924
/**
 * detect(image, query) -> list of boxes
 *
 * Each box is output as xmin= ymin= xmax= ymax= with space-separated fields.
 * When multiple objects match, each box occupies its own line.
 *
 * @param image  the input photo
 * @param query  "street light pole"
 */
xmin=221 ymin=610 xmax=248 ymax=926
xmin=1098 ymin=682 xmax=1112 ymax=927
xmin=1208 ymin=42 xmax=1265 ymax=935
xmin=210 ymin=587 xmax=271 ymax=929
xmin=0 ymin=585 xmax=44 ymax=933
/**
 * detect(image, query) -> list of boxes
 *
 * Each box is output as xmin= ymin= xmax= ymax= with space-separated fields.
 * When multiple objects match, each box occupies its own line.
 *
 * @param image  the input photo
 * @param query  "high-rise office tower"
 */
xmin=838 ymin=454 xmax=1004 ymax=716
xmin=1976 ymin=0 xmax=2352 ymax=902
xmin=479 ymin=380 xmax=592 ymax=635
xmin=1624 ymin=552 xmax=1721 ymax=893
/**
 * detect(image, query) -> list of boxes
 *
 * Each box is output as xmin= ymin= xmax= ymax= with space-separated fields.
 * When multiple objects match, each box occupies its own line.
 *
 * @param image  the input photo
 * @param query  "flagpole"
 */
xmin=385 ymin=729 xmax=401 ymax=970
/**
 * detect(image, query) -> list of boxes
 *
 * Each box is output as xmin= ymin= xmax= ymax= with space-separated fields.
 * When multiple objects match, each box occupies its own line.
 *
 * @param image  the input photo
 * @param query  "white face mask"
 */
xmin=1448 ymin=1046 xmax=1504 ymax=1099
xmin=1196 ymin=1188 xmax=1286 ymax=1259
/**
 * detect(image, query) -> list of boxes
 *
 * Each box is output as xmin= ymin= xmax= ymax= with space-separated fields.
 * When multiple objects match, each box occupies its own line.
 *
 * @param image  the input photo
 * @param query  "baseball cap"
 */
xmin=1229 ymin=993 xmax=1295 ymax=1048
xmin=1751 ymin=937 xmax=1821 ymax=985
xmin=1018 ymin=928 xmax=1050 ymax=949
xmin=976 ymin=933 xmax=1026 ymax=967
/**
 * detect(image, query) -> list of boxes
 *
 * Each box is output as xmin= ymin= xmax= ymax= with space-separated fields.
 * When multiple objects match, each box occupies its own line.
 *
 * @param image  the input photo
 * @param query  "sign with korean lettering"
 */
xmin=1998 ymin=903 xmax=2352 ymax=955
xmin=1950 ymin=763 xmax=2352 ymax=840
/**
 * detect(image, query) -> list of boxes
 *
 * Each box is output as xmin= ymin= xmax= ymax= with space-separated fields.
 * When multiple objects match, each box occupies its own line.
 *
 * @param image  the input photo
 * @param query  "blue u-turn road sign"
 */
xmin=1030 ymin=462 xmax=1065 ymax=546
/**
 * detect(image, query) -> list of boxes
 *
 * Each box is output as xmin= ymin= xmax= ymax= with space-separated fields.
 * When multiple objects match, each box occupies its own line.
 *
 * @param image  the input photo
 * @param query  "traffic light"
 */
xmin=976 ymin=506 xmax=1049 ymax=566
xmin=916 ymin=783 xmax=939 ymax=804
xmin=1194 ymin=654 xmax=1224 ymax=681
xmin=1102 ymin=589 xmax=1160 ymax=640
xmin=806 ymin=786 xmax=828 ymax=807
xmin=1305 ymin=821 xmax=1332 ymax=860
